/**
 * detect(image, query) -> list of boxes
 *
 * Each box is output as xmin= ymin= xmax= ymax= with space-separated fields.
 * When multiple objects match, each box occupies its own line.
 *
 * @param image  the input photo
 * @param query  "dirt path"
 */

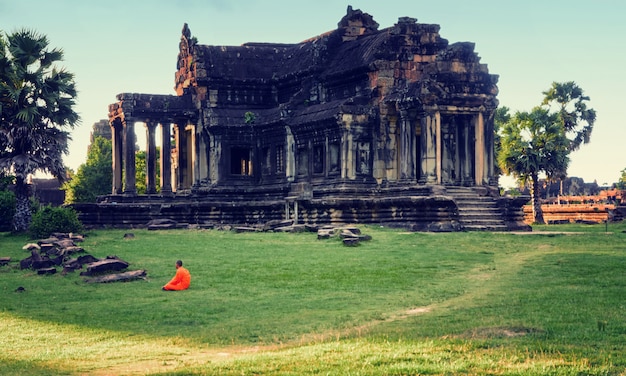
xmin=87 ymin=305 xmax=435 ymax=376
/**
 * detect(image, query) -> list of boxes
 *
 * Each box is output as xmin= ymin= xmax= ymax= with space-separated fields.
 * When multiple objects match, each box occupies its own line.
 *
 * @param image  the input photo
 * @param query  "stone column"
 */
xmin=190 ymin=123 xmax=199 ymax=187
xmin=485 ymin=111 xmax=496 ymax=185
xmin=110 ymin=119 xmax=123 ymax=194
xmin=123 ymin=117 xmax=137 ymax=195
xmin=463 ymin=120 xmax=472 ymax=184
xmin=435 ymin=111 xmax=442 ymax=184
xmin=399 ymin=109 xmax=415 ymax=180
xmin=474 ymin=112 xmax=485 ymax=185
xmin=419 ymin=113 xmax=438 ymax=184
xmin=145 ymin=122 xmax=157 ymax=194
xmin=174 ymin=122 xmax=186 ymax=191
xmin=342 ymin=129 xmax=355 ymax=179
xmin=160 ymin=122 xmax=172 ymax=195
xmin=285 ymin=126 xmax=295 ymax=182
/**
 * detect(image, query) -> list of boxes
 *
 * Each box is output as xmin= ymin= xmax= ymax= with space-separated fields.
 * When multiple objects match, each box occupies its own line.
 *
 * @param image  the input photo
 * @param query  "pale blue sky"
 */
xmin=1 ymin=0 xmax=624 ymax=186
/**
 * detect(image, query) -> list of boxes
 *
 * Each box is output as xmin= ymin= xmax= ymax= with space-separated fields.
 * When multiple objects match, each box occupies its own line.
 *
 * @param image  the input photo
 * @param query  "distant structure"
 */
xmin=90 ymin=119 xmax=112 ymax=143
xmin=74 ymin=6 xmax=529 ymax=231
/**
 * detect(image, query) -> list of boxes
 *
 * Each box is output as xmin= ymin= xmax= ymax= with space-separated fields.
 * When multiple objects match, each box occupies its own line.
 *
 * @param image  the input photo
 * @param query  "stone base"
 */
xmin=70 ymin=186 xmax=527 ymax=232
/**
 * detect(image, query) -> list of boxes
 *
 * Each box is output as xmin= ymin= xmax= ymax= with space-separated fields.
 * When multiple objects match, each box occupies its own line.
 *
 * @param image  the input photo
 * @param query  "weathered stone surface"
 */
xmin=32 ymin=259 xmax=56 ymax=270
xmin=20 ymin=257 xmax=33 ymax=270
xmin=38 ymin=237 xmax=59 ymax=245
xmin=234 ymin=226 xmax=259 ymax=233
xmin=263 ymin=219 xmax=294 ymax=231
xmin=64 ymin=254 xmax=100 ymax=270
xmin=38 ymin=243 xmax=56 ymax=253
xmin=37 ymin=267 xmax=56 ymax=275
xmin=80 ymin=258 xmax=129 ymax=276
xmin=84 ymin=270 xmax=147 ymax=283
xmin=343 ymin=238 xmax=360 ymax=247
xmin=317 ymin=228 xmax=335 ymax=239
xmin=60 ymin=246 xmax=85 ymax=256
xmin=54 ymin=239 xmax=75 ymax=249
xmin=22 ymin=243 xmax=40 ymax=251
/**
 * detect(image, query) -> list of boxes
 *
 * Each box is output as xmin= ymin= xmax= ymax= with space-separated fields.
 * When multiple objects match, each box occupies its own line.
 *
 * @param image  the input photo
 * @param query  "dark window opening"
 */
xmin=231 ymin=147 xmax=252 ymax=176
xmin=329 ymin=143 xmax=340 ymax=174
xmin=261 ymin=147 xmax=271 ymax=176
xmin=313 ymin=145 xmax=324 ymax=174
xmin=297 ymin=148 xmax=308 ymax=176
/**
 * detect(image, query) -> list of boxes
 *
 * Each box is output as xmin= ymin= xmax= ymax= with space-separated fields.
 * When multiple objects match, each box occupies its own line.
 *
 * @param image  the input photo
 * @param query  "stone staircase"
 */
xmin=445 ymin=186 xmax=509 ymax=231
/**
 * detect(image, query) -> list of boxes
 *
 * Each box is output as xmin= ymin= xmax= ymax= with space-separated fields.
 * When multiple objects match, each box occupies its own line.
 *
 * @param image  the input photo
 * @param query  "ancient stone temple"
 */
xmin=76 ymin=6 xmax=529 ymax=231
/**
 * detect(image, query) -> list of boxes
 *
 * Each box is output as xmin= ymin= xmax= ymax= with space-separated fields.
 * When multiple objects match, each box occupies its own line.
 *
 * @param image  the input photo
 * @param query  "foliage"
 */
xmin=0 ymin=171 xmax=15 ymax=231
xmin=134 ymin=148 xmax=160 ymax=195
xmin=617 ymin=168 xmax=626 ymax=190
xmin=499 ymin=107 xmax=569 ymax=223
xmin=28 ymin=205 xmax=82 ymax=238
xmin=499 ymin=107 xmax=570 ymax=183
xmin=493 ymin=106 xmax=510 ymax=177
xmin=0 ymin=172 xmax=14 ymax=190
xmin=0 ymin=225 xmax=624 ymax=374
xmin=0 ymin=29 xmax=79 ymax=231
xmin=244 ymin=111 xmax=256 ymax=124
xmin=542 ymin=81 xmax=596 ymax=152
xmin=497 ymin=82 xmax=595 ymax=224
xmin=0 ymin=190 xmax=16 ymax=231
xmin=62 ymin=136 xmax=112 ymax=203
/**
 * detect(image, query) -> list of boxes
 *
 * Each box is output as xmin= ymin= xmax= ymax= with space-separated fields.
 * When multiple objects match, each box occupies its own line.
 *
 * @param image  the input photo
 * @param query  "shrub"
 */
xmin=29 ymin=205 xmax=83 ymax=238
xmin=0 ymin=190 xmax=16 ymax=231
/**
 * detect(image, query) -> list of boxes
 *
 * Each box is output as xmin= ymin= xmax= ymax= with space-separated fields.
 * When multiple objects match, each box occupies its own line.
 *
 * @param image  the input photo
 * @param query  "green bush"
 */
xmin=29 ymin=205 xmax=83 ymax=238
xmin=0 ymin=190 xmax=16 ymax=231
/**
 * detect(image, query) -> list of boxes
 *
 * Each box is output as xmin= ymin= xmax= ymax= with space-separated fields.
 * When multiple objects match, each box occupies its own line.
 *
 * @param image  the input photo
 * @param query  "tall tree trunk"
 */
xmin=12 ymin=176 xmax=32 ymax=233
xmin=530 ymin=173 xmax=545 ymax=224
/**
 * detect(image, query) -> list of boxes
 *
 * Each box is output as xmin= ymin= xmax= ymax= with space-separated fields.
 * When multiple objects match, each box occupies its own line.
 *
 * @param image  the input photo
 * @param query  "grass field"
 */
xmin=0 ymin=223 xmax=624 ymax=375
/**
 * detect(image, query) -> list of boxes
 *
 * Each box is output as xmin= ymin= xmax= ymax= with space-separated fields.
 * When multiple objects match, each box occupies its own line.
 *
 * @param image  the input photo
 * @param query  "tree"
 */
xmin=498 ymin=107 xmax=569 ymax=224
xmin=493 ymin=106 xmax=511 ymax=178
xmin=542 ymin=81 xmax=596 ymax=152
xmin=617 ymin=168 xmax=626 ymax=190
xmin=63 ymin=136 xmax=112 ymax=203
xmin=134 ymin=147 xmax=161 ymax=195
xmin=497 ymin=82 xmax=595 ymax=224
xmin=0 ymin=29 xmax=79 ymax=231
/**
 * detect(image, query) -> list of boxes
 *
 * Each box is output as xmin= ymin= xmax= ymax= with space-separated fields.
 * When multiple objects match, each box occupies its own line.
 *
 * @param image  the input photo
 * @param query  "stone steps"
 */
xmin=445 ymin=187 xmax=508 ymax=231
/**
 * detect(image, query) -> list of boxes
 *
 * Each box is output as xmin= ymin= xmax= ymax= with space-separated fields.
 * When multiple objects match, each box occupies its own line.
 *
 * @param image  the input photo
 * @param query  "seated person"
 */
xmin=162 ymin=260 xmax=191 ymax=291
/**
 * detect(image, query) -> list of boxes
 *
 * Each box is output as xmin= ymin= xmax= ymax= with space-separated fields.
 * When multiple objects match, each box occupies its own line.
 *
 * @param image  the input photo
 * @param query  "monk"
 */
xmin=162 ymin=260 xmax=191 ymax=291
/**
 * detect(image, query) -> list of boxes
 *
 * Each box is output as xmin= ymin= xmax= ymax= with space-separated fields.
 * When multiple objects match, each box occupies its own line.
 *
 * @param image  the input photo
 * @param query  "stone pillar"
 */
xmin=485 ymin=111 xmax=496 ymax=185
xmin=420 ymin=113 xmax=438 ymax=184
xmin=435 ymin=111 xmax=442 ymax=184
xmin=399 ymin=109 xmax=414 ymax=180
xmin=110 ymin=119 xmax=123 ymax=194
xmin=342 ymin=129 xmax=355 ymax=179
xmin=475 ymin=112 xmax=485 ymax=185
xmin=463 ymin=120 xmax=472 ymax=184
xmin=174 ymin=122 xmax=186 ymax=191
xmin=123 ymin=117 xmax=136 ymax=195
xmin=145 ymin=121 xmax=157 ymax=194
xmin=160 ymin=122 xmax=172 ymax=195
xmin=285 ymin=126 xmax=295 ymax=182
xmin=190 ymin=123 xmax=199 ymax=187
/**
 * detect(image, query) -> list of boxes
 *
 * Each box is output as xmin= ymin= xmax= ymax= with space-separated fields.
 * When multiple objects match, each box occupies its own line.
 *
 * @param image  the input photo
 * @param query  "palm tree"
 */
xmin=497 ymin=82 xmax=596 ymax=224
xmin=498 ymin=107 xmax=570 ymax=224
xmin=542 ymin=81 xmax=596 ymax=152
xmin=0 ymin=29 xmax=79 ymax=232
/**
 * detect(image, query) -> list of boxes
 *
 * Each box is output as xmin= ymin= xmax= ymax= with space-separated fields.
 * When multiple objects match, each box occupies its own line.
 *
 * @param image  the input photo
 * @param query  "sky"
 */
xmin=1 ymin=0 xmax=624 ymax=187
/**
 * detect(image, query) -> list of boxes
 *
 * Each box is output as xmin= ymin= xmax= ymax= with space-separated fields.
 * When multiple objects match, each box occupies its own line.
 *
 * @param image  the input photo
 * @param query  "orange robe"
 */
xmin=163 ymin=266 xmax=191 ymax=291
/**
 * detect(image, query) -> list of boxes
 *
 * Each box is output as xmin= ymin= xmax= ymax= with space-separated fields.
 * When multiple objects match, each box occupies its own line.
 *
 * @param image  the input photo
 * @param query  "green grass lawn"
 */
xmin=0 ymin=223 xmax=624 ymax=375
